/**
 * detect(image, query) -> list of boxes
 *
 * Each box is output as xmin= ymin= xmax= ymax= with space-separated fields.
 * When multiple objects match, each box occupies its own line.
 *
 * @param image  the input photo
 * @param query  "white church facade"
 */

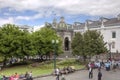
xmin=73 ymin=15 xmax=120 ymax=54
xmin=49 ymin=15 xmax=120 ymax=58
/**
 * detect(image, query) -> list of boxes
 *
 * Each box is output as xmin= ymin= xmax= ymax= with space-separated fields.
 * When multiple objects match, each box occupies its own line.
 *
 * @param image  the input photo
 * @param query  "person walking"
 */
xmin=112 ymin=61 xmax=117 ymax=72
xmin=56 ymin=68 xmax=60 ymax=80
xmin=105 ymin=62 xmax=110 ymax=71
xmin=89 ymin=67 xmax=93 ymax=79
xmin=98 ymin=69 xmax=102 ymax=80
xmin=118 ymin=60 xmax=120 ymax=69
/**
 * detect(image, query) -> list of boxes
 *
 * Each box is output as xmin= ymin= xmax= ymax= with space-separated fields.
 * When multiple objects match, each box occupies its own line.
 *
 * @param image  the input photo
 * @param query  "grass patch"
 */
xmin=0 ymin=59 xmax=85 ymax=77
xmin=1 ymin=65 xmax=53 ymax=77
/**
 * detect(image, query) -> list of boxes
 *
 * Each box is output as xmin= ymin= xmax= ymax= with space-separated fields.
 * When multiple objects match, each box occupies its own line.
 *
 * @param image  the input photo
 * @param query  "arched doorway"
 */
xmin=64 ymin=37 xmax=69 ymax=51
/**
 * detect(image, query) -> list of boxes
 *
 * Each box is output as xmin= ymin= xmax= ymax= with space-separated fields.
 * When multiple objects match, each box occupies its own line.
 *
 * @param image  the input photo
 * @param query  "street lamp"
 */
xmin=108 ymin=41 xmax=112 ymax=60
xmin=52 ymin=40 xmax=59 ymax=70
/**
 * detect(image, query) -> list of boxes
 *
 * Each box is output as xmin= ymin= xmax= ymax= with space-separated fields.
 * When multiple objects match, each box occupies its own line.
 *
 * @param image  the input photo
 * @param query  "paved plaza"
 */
xmin=34 ymin=69 xmax=120 ymax=80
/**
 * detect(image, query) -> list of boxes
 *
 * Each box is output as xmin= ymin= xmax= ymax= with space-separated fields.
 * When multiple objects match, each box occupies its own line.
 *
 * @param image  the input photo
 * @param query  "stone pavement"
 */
xmin=34 ymin=69 xmax=120 ymax=80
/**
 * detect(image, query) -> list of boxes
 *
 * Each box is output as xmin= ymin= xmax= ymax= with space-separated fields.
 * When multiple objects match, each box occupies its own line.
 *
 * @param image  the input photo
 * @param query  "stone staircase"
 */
xmin=58 ymin=50 xmax=76 ymax=59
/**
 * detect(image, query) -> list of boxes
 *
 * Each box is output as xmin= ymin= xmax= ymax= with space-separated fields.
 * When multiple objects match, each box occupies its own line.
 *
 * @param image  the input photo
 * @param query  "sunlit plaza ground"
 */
xmin=34 ymin=68 xmax=120 ymax=80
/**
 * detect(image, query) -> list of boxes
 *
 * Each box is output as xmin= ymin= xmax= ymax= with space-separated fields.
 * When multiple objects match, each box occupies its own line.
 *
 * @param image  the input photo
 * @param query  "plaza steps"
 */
xmin=57 ymin=50 xmax=76 ymax=59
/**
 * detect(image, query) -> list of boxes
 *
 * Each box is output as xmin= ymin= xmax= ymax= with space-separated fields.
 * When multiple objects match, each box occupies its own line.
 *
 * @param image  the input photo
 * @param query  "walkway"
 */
xmin=34 ymin=69 xmax=120 ymax=80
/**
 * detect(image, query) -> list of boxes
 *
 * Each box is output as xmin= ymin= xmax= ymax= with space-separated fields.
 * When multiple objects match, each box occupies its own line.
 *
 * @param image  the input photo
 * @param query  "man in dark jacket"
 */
xmin=98 ymin=69 xmax=102 ymax=80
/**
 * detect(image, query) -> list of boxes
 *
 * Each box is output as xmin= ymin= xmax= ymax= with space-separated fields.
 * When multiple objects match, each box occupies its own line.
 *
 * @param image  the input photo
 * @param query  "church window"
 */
xmin=112 ymin=31 xmax=116 ymax=38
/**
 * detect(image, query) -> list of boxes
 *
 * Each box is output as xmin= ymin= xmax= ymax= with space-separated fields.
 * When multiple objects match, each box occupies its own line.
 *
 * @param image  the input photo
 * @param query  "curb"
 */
xmin=33 ymin=74 xmax=52 ymax=79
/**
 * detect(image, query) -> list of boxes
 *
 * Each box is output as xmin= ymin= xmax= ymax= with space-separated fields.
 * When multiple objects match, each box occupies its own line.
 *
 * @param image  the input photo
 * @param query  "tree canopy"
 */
xmin=71 ymin=32 xmax=84 ymax=56
xmin=71 ymin=30 xmax=107 ymax=60
xmin=0 ymin=24 xmax=63 ymax=64
xmin=32 ymin=27 xmax=63 ymax=56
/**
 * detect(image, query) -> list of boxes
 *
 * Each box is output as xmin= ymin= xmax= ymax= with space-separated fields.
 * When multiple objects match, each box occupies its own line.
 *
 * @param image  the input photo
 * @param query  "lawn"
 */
xmin=0 ymin=59 xmax=85 ymax=77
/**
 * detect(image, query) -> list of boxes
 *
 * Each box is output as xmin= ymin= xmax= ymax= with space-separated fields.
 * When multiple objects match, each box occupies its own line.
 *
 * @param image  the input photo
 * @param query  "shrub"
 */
xmin=57 ymin=59 xmax=76 ymax=66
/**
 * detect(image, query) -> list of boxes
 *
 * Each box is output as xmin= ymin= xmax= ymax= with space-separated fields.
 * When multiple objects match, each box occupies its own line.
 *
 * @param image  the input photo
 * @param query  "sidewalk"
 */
xmin=34 ymin=69 xmax=120 ymax=80
xmin=33 ymin=68 xmax=85 ymax=79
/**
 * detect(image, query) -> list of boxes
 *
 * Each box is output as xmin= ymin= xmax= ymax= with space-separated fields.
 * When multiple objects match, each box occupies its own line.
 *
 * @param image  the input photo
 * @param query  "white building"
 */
xmin=73 ymin=14 xmax=120 ymax=55
xmin=18 ymin=25 xmax=34 ymax=33
xmin=49 ymin=15 xmax=120 ymax=58
xmin=33 ymin=25 xmax=44 ymax=32
xmin=18 ymin=25 xmax=44 ymax=32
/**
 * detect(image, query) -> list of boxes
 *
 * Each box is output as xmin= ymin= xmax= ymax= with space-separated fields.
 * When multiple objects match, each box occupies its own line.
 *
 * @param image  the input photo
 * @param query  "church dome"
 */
xmin=57 ymin=17 xmax=67 ymax=29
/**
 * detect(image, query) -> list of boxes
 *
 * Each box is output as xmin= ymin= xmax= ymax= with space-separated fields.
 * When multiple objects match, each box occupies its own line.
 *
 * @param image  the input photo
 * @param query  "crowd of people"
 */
xmin=54 ymin=66 xmax=75 ymax=76
xmin=1 ymin=59 xmax=120 ymax=80
xmin=0 ymin=71 xmax=33 ymax=80
xmin=87 ymin=59 xmax=120 ymax=80
xmin=54 ymin=66 xmax=75 ymax=80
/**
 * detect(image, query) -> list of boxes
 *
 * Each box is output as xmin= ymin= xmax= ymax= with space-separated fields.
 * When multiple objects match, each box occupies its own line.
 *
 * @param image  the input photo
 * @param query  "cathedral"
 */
xmin=18 ymin=14 xmax=120 ymax=59
xmin=51 ymin=17 xmax=73 ymax=52
xmin=49 ymin=14 xmax=120 ymax=58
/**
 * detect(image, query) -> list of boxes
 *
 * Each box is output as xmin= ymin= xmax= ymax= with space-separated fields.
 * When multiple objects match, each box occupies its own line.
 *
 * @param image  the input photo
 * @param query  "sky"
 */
xmin=0 ymin=0 xmax=120 ymax=27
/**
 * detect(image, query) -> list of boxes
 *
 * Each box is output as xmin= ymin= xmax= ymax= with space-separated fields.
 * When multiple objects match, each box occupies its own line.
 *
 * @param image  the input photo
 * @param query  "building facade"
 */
xmin=17 ymin=15 xmax=120 ymax=58
xmin=50 ymin=15 xmax=120 ymax=58
xmin=18 ymin=25 xmax=34 ymax=33
xmin=51 ymin=17 xmax=74 ymax=51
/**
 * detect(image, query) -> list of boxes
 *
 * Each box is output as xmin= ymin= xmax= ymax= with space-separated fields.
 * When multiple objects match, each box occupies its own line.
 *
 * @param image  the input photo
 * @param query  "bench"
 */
xmin=52 ymin=66 xmax=75 ymax=75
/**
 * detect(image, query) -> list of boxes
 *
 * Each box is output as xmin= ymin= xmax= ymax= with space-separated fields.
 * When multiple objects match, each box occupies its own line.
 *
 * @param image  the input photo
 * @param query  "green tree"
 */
xmin=71 ymin=30 xmax=107 ymax=61
xmin=83 ymin=30 xmax=107 ymax=57
xmin=0 ymin=24 xmax=22 ymax=65
xmin=32 ymin=27 xmax=62 ymax=60
xmin=71 ymin=32 xmax=84 ymax=56
xmin=0 ymin=24 xmax=35 ymax=66
xmin=18 ymin=31 xmax=36 ymax=58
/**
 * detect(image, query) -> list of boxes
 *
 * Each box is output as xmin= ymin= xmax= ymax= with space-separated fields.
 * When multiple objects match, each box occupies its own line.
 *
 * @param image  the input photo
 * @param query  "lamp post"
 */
xmin=52 ymin=40 xmax=59 ymax=70
xmin=108 ymin=42 xmax=112 ymax=60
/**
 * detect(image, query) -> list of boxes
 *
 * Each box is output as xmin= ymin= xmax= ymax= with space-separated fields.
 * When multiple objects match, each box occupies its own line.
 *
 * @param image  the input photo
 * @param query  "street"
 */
xmin=34 ymin=69 xmax=120 ymax=80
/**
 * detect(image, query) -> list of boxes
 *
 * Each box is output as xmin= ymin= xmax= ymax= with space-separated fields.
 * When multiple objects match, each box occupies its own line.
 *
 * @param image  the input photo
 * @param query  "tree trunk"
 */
xmin=89 ymin=56 xmax=91 ymax=61
xmin=3 ymin=57 xmax=7 ymax=67
xmin=83 ymin=55 xmax=86 ymax=62
xmin=9 ymin=57 xmax=13 ymax=65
